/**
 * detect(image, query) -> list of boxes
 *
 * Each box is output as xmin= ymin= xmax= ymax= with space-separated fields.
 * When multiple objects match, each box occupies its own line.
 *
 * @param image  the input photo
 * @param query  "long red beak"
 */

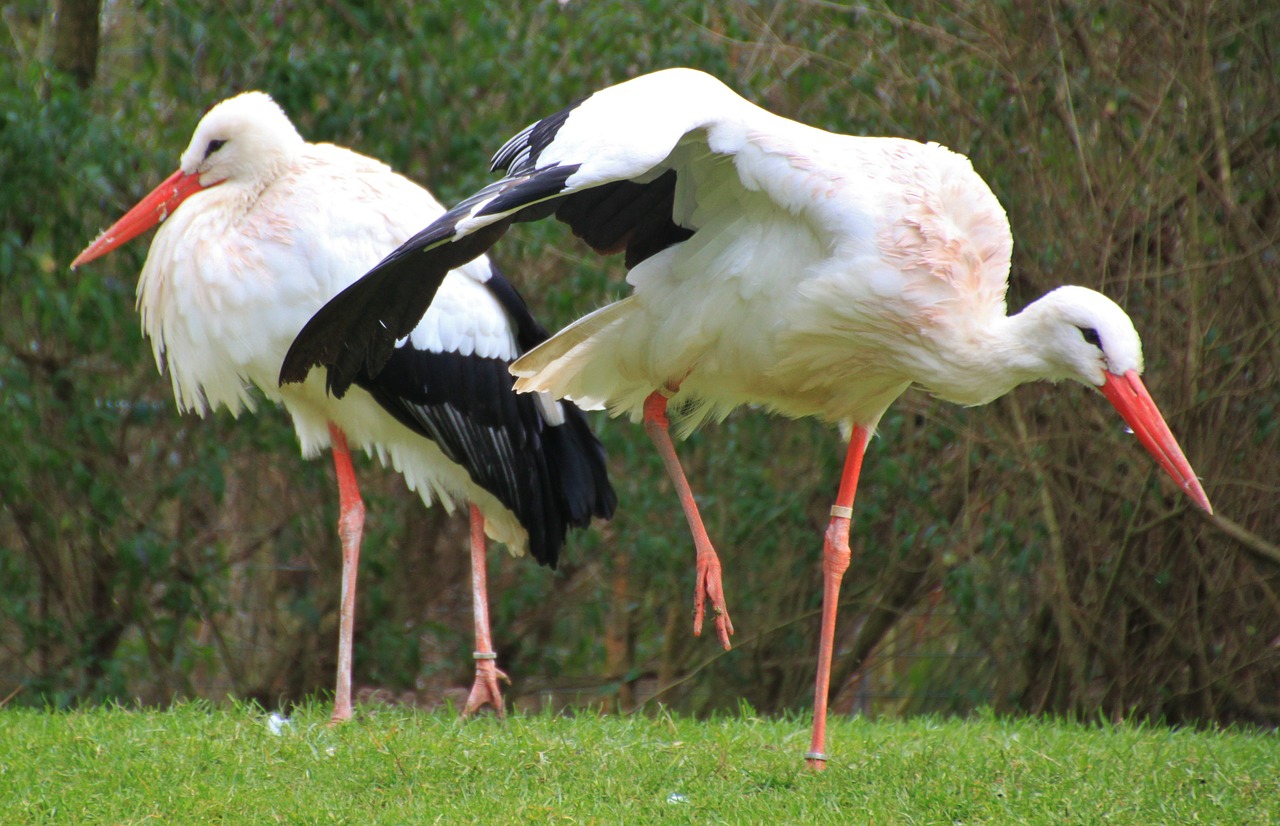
xmin=71 ymin=169 xmax=209 ymax=268
xmin=1099 ymin=370 xmax=1212 ymax=513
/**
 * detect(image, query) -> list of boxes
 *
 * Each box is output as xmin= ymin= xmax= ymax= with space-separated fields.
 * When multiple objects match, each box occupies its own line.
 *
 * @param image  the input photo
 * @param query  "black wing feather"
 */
xmin=552 ymin=170 xmax=694 ymax=265
xmin=351 ymin=266 xmax=616 ymax=567
xmin=476 ymin=164 xmax=579 ymax=218
xmin=354 ymin=348 xmax=558 ymax=562
xmin=491 ymin=97 xmax=586 ymax=174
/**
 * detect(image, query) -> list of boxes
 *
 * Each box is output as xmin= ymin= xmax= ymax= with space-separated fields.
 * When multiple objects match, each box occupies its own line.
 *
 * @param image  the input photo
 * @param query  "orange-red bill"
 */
xmin=71 ymin=169 xmax=208 ymax=268
xmin=1099 ymin=369 xmax=1212 ymax=513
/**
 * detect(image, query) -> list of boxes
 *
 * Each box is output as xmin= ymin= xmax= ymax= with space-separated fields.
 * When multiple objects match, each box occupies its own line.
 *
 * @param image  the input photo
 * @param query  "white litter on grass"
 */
xmin=666 ymin=793 xmax=689 ymax=804
xmin=266 ymin=712 xmax=292 ymax=736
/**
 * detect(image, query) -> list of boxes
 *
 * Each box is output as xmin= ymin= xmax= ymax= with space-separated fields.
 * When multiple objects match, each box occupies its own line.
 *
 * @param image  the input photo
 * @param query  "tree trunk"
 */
xmin=51 ymin=0 xmax=100 ymax=89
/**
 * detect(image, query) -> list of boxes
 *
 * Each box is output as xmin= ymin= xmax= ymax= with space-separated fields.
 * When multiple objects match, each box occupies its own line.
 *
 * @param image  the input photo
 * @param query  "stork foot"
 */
xmin=693 ymin=549 xmax=734 ymax=649
xmin=462 ymin=655 xmax=509 ymax=718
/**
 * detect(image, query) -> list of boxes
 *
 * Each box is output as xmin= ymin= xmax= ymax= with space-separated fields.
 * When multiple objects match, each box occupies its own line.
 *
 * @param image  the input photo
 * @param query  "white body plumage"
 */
xmin=507 ymin=70 xmax=1142 ymax=436
xmin=131 ymin=95 xmax=530 ymax=550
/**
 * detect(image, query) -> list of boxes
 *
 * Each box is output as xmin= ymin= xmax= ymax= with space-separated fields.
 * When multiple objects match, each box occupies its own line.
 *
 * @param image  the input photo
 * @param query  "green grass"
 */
xmin=1 ymin=703 xmax=1275 ymax=824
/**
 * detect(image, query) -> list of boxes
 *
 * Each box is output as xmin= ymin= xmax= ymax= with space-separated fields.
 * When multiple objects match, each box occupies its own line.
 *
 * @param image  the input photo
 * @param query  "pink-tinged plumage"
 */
xmin=73 ymin=91 xmax=615 ymax=724
xmin=281 ymin=68 xmax=1211 ymax=766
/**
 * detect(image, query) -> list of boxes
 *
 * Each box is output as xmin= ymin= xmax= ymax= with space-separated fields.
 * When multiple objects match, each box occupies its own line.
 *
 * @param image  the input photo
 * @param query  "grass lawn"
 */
xmin=1 ymin=702 xmax=1275 ymax=823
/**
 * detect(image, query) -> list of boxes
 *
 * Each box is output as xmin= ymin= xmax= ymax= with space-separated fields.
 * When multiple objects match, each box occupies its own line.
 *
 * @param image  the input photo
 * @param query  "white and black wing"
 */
xmin=280 ymin=68 xmax=757 ymax=397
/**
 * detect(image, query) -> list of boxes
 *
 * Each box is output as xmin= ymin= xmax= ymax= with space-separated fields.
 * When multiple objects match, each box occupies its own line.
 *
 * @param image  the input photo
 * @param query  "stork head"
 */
xmin=1019 ymin=285 xmax=1212 ymax=513
xmin=177 ymin=91 xmax=305 ymax=190
xmin=1028 ymin=286 xmax=1145 ymax=387
xmin=71 ymin=91 xmax=304 ymax=268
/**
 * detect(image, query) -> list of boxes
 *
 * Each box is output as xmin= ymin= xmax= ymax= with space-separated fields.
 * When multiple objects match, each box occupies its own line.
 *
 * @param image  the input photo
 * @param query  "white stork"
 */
xmin=279 ymin=68 xmax=1212 ymax=766
xmin=72 ymin=92 xmax=616 ymax=722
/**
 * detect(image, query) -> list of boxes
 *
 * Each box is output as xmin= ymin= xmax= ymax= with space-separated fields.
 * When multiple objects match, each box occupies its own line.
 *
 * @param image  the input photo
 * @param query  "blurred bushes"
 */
xmin=1 ymin=1 xmax=1276 ymax=725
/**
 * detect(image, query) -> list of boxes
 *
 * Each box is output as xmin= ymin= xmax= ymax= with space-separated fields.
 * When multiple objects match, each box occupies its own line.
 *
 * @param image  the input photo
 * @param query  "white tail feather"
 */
xmin=511 ymin=297 xmax=638 ymax=410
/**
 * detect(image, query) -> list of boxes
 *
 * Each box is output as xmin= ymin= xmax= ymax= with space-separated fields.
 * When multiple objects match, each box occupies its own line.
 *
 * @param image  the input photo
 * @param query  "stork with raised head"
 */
xmin=72 ymin=92 xmax=616 ymax=722
xmin=280 ymin=68 xmax=1212 ymax=765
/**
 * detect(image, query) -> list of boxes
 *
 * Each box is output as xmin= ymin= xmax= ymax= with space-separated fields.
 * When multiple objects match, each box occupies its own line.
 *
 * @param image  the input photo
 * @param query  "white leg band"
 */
xmin=830 ymin=505 xmax=853 ymax=519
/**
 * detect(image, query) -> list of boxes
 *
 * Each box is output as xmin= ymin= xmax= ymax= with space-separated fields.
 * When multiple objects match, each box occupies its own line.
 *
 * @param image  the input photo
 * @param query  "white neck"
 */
xmin=914 ymin=289 xmax=1126 ymax=407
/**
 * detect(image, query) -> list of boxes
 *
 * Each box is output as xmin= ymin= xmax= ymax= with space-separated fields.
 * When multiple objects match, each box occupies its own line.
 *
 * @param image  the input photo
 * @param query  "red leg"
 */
xmin=328 ymin=424 xmax=365 ymax=725
xmin=462 ymin=504 xmax=508 ymax=717
xmin=643 ymin=390 xmax=734 ymax=650
xmin=806 ymin=425 xmax=871 ymax=770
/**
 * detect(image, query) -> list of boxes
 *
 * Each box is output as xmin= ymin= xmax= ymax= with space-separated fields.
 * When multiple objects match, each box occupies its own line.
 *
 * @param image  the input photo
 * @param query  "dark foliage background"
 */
xmin=2 ymin=0 xmax=1276 ymax=724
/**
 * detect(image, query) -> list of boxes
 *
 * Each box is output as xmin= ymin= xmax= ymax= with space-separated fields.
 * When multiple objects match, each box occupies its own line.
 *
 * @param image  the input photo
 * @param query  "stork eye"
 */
xmin=204 ymin=139 xmax=227 ymax=159
xmin=1078 ymin=327 xmax=1102 ymax=348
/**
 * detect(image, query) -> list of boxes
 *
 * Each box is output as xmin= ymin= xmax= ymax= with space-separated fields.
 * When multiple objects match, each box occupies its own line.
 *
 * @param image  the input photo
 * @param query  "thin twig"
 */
xmin=1201 ymin=511 xmax=1280 ymax=568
